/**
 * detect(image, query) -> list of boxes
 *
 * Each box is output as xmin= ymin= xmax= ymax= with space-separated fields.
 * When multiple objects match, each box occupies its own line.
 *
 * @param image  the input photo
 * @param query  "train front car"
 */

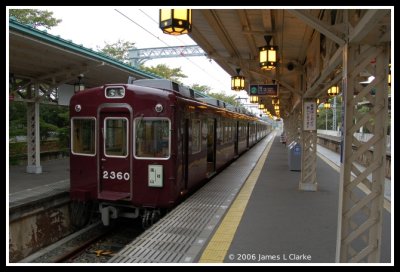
xmin=69 ymin=83 xmax=178 ymax=228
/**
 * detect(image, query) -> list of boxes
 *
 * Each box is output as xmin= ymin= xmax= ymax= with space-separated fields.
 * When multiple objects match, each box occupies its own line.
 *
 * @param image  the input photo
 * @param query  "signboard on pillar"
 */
xmin=249 ymin=84 xmax=278 ymax=97
xmin=303 ymin=101 xmax=316 ymax=131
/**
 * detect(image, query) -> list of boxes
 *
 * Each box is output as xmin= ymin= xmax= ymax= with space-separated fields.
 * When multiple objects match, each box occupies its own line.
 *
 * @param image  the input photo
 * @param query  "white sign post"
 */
xmin=303 ymin=101 xmax=316 ymax=131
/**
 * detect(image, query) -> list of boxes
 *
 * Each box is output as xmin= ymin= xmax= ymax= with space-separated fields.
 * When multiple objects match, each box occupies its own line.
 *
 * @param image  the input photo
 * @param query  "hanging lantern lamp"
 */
xmin=259 ymin=35 xmax=278 ymax=70
xmin=231 ymin=68 xmax=245 ymax=91
xmin=250 ymin=95 xmax=259 ymax=103
xmin=324 ymin=101 xmax=331 ymax=109
xmin=159 ymin=9 xmax=192 ymax=35
xmin=327 ymin=85 xmax=339 ymax=97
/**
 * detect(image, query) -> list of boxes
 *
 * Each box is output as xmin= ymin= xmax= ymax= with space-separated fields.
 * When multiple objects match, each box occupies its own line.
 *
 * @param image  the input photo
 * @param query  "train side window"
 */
xmin=192 ymin=119 xmax=201 ymax=154
xmin=228 ymin=121 xmax=233 ymax=143
xmin=223 ymin=121 xmax=228 ymax=143
xmin=71 ymin=117 xmax=96 ymax=156
xmin=104 ymin=117 xmax=128 ymax=158
xmin=135 ymin=118 xmax=170 ymax=159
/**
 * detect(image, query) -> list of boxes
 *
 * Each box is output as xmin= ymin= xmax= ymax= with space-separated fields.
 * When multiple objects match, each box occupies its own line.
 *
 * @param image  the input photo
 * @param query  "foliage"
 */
xmin=96 ymin=39 xmax=136 ymax=64
xmin=56 ymin=111 xmax=70 ymax=147
xmin=190 ymin=84 xmax=211 ymax=94
xmin=9 ymin=102 xmax=69 ymax=142
xmin=188 ymin=83 xmax=239 ymax=106
xmin=316 ymin=97 xmax=342 ymax=130
xmin=9 ymin=102 xmax=27 ymax=137
xmin=40 ymin=104 xmax=69 ymax=140
xmin=139 ymin=64 xmax=187 ymax=84
xmin=9 ymin=9 xmax=61 ymax=29
xmin=39 ymin=119 xmax=59 ymax=140
xmin=207 ymin=92 xmax=239 ymax=106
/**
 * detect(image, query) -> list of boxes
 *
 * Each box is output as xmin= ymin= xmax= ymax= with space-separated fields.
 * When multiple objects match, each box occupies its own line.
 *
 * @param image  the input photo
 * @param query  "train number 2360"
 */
xmin=102 ymin=170 xmax=130 ymax=181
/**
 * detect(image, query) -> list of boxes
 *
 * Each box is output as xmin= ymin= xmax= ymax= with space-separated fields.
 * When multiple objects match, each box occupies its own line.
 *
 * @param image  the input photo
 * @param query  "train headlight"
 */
xmin=155 ymin=103 xmax=164 ymax=113
xmin=105 ymin=86 xmax=125 ymax=98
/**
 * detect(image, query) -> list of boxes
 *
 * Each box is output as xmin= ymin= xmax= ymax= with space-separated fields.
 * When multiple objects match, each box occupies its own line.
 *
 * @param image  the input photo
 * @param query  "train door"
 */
xmin=234 ymin=121 xmax=239 ymax=156
xmin=207 ymin=118 xmax=216 ymax=176
xmin=98 ymin=108 xmax=132 ymax=201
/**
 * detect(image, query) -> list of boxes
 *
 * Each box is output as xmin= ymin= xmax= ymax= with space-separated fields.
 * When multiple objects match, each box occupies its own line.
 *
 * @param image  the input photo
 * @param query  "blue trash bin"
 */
xmin=288 ymin=142 xmax=301 ymax=171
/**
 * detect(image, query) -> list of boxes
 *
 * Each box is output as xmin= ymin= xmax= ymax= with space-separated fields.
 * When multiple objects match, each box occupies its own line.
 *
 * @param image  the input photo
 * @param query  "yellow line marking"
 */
xmin=199 ymin=133 xmax=275 ymax=263
xmin=317 ymin=152 xmax=391 ymax=213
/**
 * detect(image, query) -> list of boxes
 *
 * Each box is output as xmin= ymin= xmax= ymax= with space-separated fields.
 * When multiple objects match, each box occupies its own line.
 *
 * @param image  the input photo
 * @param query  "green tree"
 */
xmin=56 ymin=110 xmax=70 ymax=148
xmin=9 ymin=9 xmax=61 ymax=29
xmin=189 ymin=83 xmax=239 ymax=106
xmin=190 ymin=84 xmax=211 ymax=94
xmin=39 ymin=119 xmax=59 ymax=141
xmin=317 ymin=107 xmax=332 ymax=130
xmin=139 ymin=64 xmax=187 ymax=84
xmin=96 ymin=39 xmax=136 ymax=64
xmin=316 ymin=97 xmax=343 ymax=130
xmin=207 ymin=92 xmax=239 ymax=106
xmin=9 ymin=102 xmax=27 ymax=138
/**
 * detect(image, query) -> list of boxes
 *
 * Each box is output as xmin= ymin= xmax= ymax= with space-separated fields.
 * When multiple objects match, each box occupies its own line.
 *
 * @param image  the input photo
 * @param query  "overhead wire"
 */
xmin=115 ymin=8 xmax=228 ymax=90
xmin=138 ymin=9 xmax=190 ymax=47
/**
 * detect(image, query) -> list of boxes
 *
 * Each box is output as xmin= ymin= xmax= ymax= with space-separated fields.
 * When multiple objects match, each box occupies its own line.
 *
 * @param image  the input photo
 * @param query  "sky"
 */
xmin=33 ymin=6 xmax=251 ymax=101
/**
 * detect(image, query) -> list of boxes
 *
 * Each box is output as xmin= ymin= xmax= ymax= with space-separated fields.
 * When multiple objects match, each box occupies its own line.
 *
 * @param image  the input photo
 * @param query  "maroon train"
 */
xmin=69 ymin=79 xmax=272 ymax=228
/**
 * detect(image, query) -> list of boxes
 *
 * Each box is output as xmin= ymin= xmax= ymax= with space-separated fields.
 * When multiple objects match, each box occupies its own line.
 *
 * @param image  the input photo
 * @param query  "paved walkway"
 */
xmin=317 ymin=145 xmax=391 ymax=201
xmin=223 ymin=137 xmax=391 ymax=263
xmin=8 ymin=158 xmax=70 ymax=208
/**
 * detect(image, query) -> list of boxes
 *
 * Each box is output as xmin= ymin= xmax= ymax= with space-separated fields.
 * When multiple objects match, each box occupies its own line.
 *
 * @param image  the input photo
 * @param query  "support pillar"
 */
xmin=336 ymin=42 xmax=389 ymax=262
xmin=26 ymin=84 xmax=42 ymax=174
xmin=299 ymin=98 xmax=318 ymax=191
xmin=285 ymin=109 xmax=300 ymax=145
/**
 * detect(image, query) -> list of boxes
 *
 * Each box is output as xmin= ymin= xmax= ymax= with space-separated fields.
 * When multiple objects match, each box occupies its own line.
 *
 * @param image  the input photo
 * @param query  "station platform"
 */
xmin=8 ymin=158 xmax=70 ymax=209
xmin=108 ymin=132 xmax=391 ymax=264
xmin=7 ymin=133 xmax=391 ymax=263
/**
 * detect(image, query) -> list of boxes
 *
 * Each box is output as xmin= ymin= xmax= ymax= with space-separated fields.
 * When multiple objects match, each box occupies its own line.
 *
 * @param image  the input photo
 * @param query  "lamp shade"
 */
xmin=324 ymin=101 xmax=331 ymax=109
xmin=250 ymin=95 xmax=259 ymax=103
xmin=231 ymin=69 xmax=245 ymax=91
xmin=327 ymin=86 xmax=339 ymax=97
xmin=272 ymin=98 xmax=279 ymax=105
xmin=259 ymin=45 xmax=278 ymax=70
xmin=160 ymin=9 xmax=192 ymax=35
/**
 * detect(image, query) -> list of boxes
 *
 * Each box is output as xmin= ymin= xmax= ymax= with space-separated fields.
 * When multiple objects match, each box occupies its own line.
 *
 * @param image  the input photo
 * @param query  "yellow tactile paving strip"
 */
xmin=199 ymin=135 xmax=275 ymax=263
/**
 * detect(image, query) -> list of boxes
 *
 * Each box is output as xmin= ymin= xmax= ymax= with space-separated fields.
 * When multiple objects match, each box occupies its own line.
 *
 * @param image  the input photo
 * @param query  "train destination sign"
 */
xmin=303 ymin=101 xmax=316 ymax=131
xmin=249 ymin=84 xmax=278 ymax=97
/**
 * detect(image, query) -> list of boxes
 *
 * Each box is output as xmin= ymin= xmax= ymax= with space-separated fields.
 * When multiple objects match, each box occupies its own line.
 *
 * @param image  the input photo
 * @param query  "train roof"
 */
xmin=132 ymin=79 xmax=257 ymax=118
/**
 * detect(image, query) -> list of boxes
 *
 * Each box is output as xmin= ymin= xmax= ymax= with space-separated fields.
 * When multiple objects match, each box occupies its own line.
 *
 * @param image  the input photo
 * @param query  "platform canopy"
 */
xmin=9 ymin=18 xmax=159 ymax=93
xmin=188 ymin=9 xmax=391 ymax=117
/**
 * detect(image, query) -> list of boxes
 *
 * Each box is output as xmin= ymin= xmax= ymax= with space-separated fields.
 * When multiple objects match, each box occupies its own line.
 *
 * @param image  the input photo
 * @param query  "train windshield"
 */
xmin=71 ymin=117 xmax=96 ymax=156
xmin=135 ymin=118 xmax=170 ymax=159
xmin=104 ymin=118 xmax=128 ymax=157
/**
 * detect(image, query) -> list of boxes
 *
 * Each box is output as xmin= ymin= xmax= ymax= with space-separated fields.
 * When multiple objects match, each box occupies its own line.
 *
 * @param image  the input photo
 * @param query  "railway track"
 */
xmin=27 ymin=218 xmax=143 ymax=263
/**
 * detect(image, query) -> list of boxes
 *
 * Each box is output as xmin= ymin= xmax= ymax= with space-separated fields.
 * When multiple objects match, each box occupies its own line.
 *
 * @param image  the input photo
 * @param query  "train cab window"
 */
xmin=104 ymin=118 xmax=128 ymax=157
xmin=135 ymin=118 xmax=170 ymax=159
xmin=192 ymin=119 xmax=201 ymax=154
xmin=71 ymin=118 xmax=96 ymax=156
